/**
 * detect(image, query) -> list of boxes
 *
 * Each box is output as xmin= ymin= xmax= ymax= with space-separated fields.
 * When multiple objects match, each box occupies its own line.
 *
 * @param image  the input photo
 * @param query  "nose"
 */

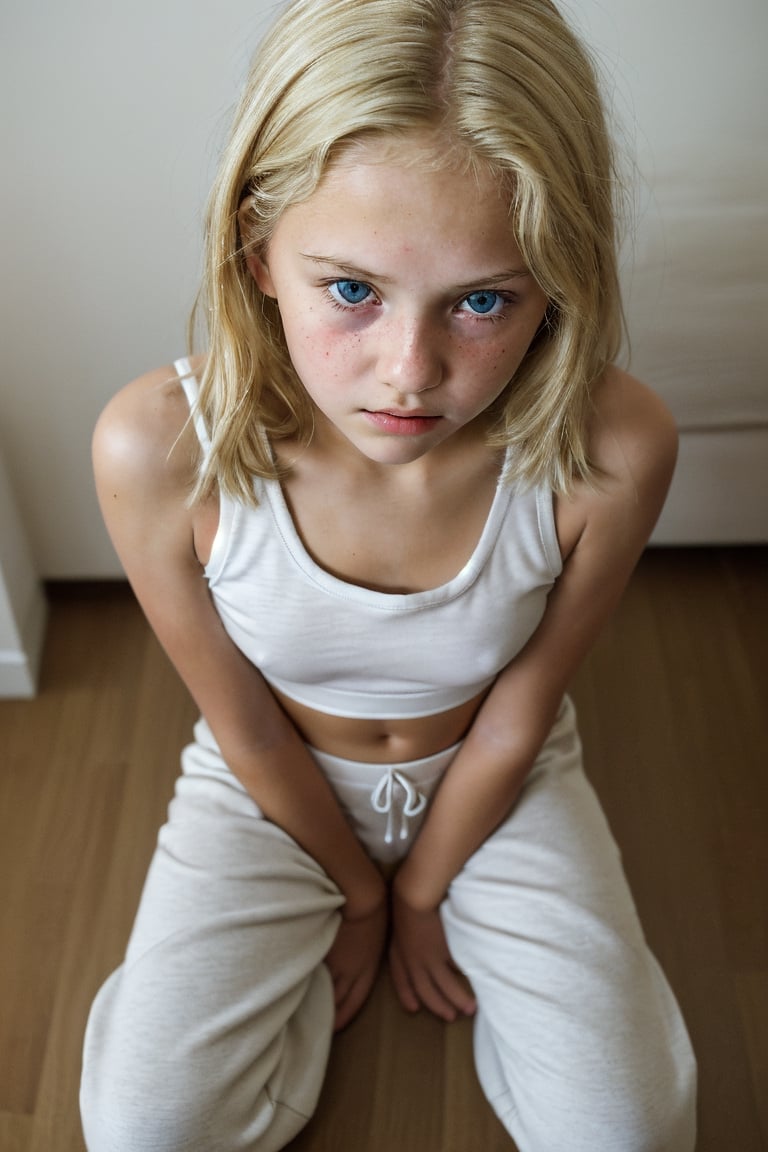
xmin=376 ymin=312 xmax=444 ymax=395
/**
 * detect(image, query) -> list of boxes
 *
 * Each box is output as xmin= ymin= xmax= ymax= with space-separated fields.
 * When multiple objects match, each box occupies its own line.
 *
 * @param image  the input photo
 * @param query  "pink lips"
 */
xmin=363 ymin=409 xmax=442 ymax=436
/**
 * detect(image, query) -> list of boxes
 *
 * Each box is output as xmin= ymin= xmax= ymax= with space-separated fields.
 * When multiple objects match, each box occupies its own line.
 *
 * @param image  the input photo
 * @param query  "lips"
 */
xmin=373 ymin=408 xmax=434 ymax=418
xmin=363 ymin=409 xmax=442 ymax=436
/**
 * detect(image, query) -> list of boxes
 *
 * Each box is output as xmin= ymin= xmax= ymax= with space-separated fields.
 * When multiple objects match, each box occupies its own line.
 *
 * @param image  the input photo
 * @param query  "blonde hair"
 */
xmin=189 ymin=0 xmax=624 ymax=504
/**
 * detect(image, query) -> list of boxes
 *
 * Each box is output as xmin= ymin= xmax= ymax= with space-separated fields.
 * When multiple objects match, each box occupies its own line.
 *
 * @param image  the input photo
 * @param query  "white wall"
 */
xmin=1 ymin=0 xmax=273 ymax=577
xmin=563 ymin=0 xmax=767 ymax=430
xmin=1 ymin=0 xmax=766 ymax=577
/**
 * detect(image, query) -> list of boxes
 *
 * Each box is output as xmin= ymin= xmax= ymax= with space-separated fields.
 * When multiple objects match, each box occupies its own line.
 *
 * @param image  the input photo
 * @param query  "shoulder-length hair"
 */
xmin=188 ymin=0 xmax=624 ymax=504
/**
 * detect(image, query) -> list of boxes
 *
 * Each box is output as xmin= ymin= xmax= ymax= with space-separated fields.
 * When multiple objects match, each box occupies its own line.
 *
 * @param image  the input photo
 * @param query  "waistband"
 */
xmin=307 ymin=741 xmax=461 ymax=781
xmin=309 ymin=742 xmax=461 ymax=855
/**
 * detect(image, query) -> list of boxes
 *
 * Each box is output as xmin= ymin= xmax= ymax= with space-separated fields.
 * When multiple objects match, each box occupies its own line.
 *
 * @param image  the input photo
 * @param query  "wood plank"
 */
xmin=572 ymin=548 xmax=768 ymax=1151
xmin=29 ymin=609 xmax=197 ymax=1152
xmin=443 ymin=1016 xmax=514 ymax=1151
xmin=735 ymin=971 xmax=768 ymax=1144
xmin=0 ymin=587 xmax=148 ymax=1116
xmin=0 ymin=552 xmax=765 ymax=1150
xmin=0 ymin=1113 xmax=34 ymax=1152
xmin=288 ymin=973 xmax=448 ymax=1151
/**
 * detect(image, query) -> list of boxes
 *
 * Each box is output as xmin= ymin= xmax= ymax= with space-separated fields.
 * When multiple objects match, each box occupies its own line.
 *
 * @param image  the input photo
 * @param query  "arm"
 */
xmin=93 ymin=369 xmax=386 ymax=923
xmin=390 ymin=370 xmax=678 ymax=1013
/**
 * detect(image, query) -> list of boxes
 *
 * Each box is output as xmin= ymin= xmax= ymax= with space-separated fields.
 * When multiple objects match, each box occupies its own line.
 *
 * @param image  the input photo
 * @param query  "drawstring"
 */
xmin=371 ymin=769 xmax=427 ymax=845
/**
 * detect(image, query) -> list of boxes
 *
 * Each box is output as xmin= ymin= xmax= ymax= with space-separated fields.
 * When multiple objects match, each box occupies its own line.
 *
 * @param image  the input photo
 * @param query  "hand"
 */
xmin=389 ymin=889 xmax=476 ymax=1023
xmin=325 ymin=900 xmax=388 ymax=1032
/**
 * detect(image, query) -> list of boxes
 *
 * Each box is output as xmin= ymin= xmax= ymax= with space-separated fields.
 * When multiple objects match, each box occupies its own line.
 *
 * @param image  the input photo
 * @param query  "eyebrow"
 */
xmin=300 ymin=252 xmax=532 ymax=289
xmin=301 ymin=253 xmax=394 ymax=283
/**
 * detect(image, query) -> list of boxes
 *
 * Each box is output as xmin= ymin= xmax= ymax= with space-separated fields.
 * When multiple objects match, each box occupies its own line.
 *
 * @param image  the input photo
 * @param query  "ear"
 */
xmin=237 ymin=199 xmax=277 ymax=297
xmin=245 ymin=249 xmax=277 ymax=298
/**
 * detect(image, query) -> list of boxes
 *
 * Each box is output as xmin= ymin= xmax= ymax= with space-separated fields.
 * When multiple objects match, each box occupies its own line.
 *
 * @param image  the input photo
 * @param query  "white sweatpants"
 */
xmin=80 ymin=697 xmax=696 ymax=1152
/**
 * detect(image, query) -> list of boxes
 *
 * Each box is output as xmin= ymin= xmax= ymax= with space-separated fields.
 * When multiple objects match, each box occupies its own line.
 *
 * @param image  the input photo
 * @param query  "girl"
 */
xmin=81 ymin=0 xmax=697 ymax=1149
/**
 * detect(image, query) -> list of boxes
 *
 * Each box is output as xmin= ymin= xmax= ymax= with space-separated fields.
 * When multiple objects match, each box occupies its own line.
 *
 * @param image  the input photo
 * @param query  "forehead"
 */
xmin=324 ymin=130 xmax=509 ymax=205
xmin=270 ymin=134 xmax=520 ymax=267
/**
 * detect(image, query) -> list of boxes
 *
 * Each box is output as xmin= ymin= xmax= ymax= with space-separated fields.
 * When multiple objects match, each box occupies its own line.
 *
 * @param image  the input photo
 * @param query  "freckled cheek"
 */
xmin=455 ymin=340 xmax=514 ymax=386
xmin=491 ymin=329 xmax=538 ymax=375
xmin=289 ymin=322 xmax=365 ymax=382
xmin=454 ymin=339 xmax=532 ymax=413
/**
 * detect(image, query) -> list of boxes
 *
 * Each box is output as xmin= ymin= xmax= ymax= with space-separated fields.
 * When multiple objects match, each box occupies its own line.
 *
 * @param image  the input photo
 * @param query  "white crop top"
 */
xmin=176 ymin=358 xmax=562 ymax=720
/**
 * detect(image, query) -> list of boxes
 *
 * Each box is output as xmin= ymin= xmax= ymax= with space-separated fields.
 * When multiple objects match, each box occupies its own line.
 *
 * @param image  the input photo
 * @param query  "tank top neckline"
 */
xmin=175 ymin=355 xmax=518 ymax=609
xmin=259 ymin=453 xmax=514 ymax=609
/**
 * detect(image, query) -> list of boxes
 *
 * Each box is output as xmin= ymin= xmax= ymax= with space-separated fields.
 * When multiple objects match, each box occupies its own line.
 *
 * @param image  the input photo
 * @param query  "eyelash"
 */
xmin=322 ymin=279 xmax=518 ymax=321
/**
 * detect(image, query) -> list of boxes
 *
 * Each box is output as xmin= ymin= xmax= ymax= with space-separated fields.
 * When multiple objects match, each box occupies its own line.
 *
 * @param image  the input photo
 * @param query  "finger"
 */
xmin=389 ymin=938 xmax=460 ymax=1022
xmin=388 ymin=943 xmax=420 ymax=1014
xmin=330 ymin=969 xmax=354 ymax=1007
xmin=432 ymin=963 xmax=477 ymax=1017
xmin=410 ymin=970 xmax=460 ymax=1023
xmin=333 ymin=972 xmax=373 ymax=1032
xmin=410 ymin=960 xmax=477 ymax=1022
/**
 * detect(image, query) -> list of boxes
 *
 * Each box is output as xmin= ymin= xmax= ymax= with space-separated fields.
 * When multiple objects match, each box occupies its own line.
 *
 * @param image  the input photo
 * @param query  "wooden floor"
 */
xmin=0 ymin=547 xmax=766 ymax=1151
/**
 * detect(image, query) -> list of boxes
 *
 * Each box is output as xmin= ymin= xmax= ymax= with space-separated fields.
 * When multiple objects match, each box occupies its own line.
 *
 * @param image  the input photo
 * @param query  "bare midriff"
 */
xmin=271 ymin=686 xmax=491 ymax=764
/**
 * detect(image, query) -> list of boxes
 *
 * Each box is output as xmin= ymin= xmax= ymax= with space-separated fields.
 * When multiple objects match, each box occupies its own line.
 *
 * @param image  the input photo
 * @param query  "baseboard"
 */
xmin=652 ymin=425 xmax=768 ymax=545
xmin=0 ymin=582 xmax=48 ymax=698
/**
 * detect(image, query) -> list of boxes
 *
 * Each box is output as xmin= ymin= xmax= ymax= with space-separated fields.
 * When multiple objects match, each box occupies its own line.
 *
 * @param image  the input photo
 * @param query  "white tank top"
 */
xmin=176 ymin=358 xmax=562 ymax=720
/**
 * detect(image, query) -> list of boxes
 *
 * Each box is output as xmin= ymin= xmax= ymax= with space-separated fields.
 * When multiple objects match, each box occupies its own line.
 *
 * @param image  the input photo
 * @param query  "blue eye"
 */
xmin=329 ymin=279 xmax=373 ymax=306
xmin=461 ymin=290 xmax=503 ymax=315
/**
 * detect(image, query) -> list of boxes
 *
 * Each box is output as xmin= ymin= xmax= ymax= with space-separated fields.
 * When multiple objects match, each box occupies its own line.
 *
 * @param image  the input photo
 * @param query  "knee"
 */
xmin=511 ymin=1047 xmax=697 ymax=1152
xmin=475 ymin=1005 xmax=697 ymax=1152
xmin=81 ymin=973 xmax=202 ymax=1151
xmin=631 ymin=1045 xmax=698 ymax=1152
xmin=81 ymin=1037 xmax=224 ymax=1152
xmin=601 ymin=1020 xmax=698 ymax=1152
xmin=81 ymin=1054 xmax=299 ymax=1152
xmin=80 ymin=964 xmax=331 ymax=1152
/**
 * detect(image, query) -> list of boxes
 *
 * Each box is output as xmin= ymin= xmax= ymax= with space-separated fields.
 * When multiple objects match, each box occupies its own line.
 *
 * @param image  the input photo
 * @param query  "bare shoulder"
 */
xmin=92 ymin=362 xmax=208 ymax=584
xmin=503 ymin=368 xmax=678 ymax=719
xmin=589 ymin=364 xmax=678 ymax=492
xmin=556 ymin=366 xmax=678 ymax=560
xmin=93 ymin=363 xmax=199 ymax=498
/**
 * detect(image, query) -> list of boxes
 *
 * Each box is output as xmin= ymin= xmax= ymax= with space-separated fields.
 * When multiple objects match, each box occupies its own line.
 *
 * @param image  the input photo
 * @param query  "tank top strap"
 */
xmin=174 ymin=356 xmax=211 ymax=458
